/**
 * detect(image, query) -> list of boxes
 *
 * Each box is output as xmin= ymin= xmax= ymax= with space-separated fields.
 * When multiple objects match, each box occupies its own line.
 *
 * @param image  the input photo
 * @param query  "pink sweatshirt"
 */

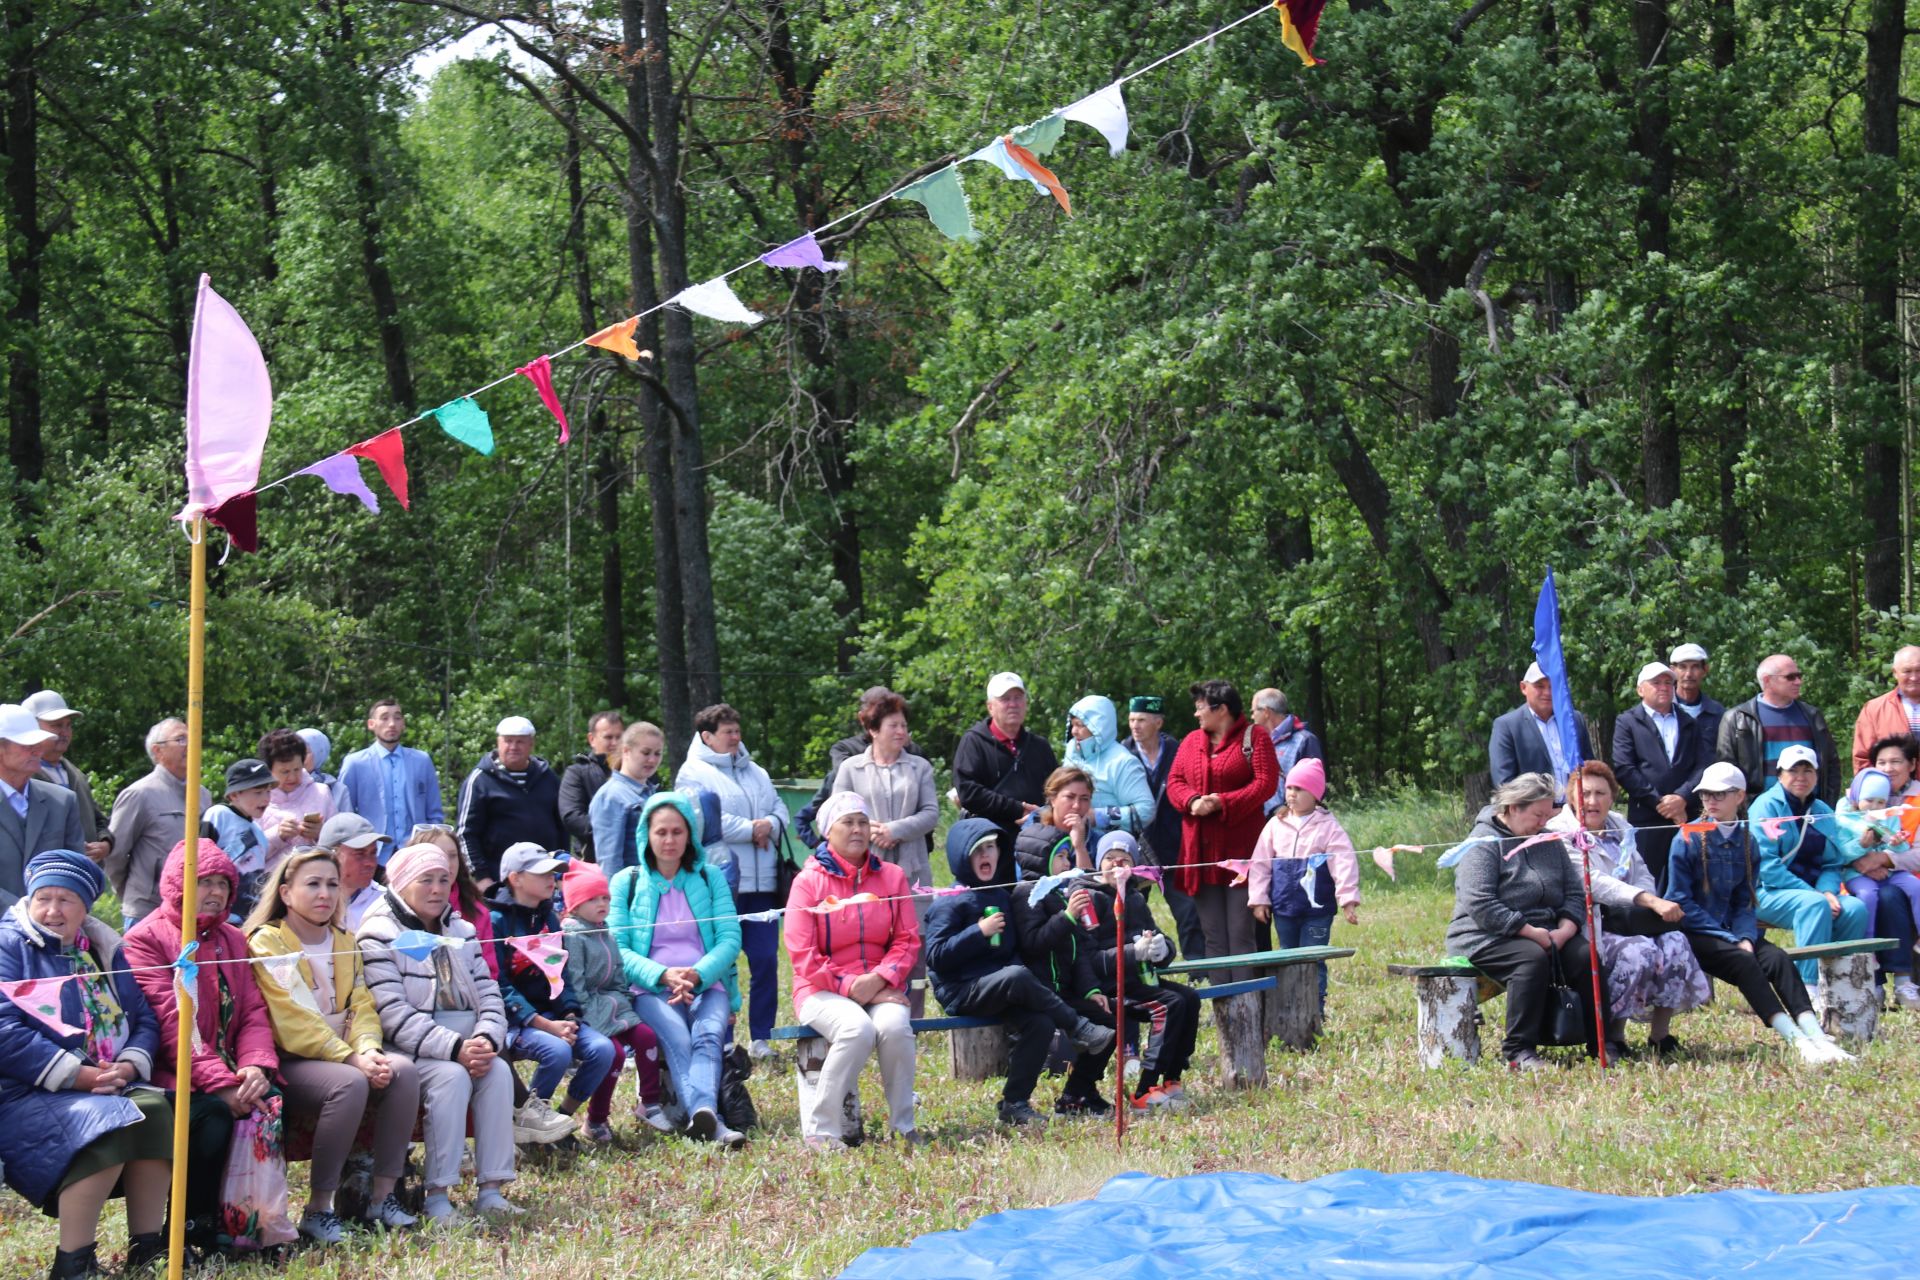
xmin=1248 ymin=805 xmax=1360 ymax=909
xmin=784 ymin=845 xmax=921 ymax=1009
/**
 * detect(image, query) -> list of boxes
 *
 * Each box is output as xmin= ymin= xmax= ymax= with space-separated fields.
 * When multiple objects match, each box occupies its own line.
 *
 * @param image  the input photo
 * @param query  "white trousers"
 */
xmin=410 ymin=1050 xmax=517 ymax=1189
xmin=796 ymin=992 xmax=916 ymax=1139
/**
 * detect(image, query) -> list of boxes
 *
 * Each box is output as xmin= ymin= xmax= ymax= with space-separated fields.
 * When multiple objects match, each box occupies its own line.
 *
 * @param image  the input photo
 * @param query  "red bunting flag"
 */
xmin=1274 ymin=0 xmax=1327 ymax=66
xmin=1003 ymin=139 xmax=1072 ymax=216
xmin=517 ymin=354 xmax=571 ymax=445
xmin=346 ymin=428 xmax=410 ymax=510
xmin=207 ymin=490 xmax=259 ymax=553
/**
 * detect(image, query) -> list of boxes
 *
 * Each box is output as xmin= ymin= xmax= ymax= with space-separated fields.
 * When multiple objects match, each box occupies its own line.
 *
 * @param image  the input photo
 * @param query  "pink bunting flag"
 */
xmin=1219 ymin=858 xmax=1255 ymax=887
xmin=1760 ymin=815 xmax=1792 ymax=838
xmin=1129 ymin=864 xmax=1165 ymax=887
xmin=0 ymin=974 xmax=83 ymax=1039
xmin=505 ymin=933 xmax=567 ymax=1000
xmin=806 ymin=892 xmax=881 ymax=914
xmin=1371 ymin=848 xmax=1398 ymax=881
xmin=911 ymin=882 xmax=969 ymax=897
xmin=1501 ymin=830 xmax=1567 ymax=861
xmin=180 ymin=274 xmax=273 ymax=521
xmin=517 ymin=355 xmax=571 ymax=445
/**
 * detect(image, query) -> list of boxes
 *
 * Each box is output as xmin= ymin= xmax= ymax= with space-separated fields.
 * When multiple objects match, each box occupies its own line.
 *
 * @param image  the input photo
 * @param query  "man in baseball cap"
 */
xmin=952 ymin=672 xmax=1058 ymax=856
xmin=454 ymin=716 xmax=566 ymax=888
xmin=1610 ymin=660 xmax=1706 ymax=883
xmin=1667 ymin=643 xmax=1724 ymax=749
xmin=1488 ymin=662 xmax=1593 ymax=803
xmin=23 ymin=690 xmax=110 ymax=863
xmin=0 ymin=703 xmax=85 ymax=902
xmin=319 ymin=812 xmax=393 ymax=929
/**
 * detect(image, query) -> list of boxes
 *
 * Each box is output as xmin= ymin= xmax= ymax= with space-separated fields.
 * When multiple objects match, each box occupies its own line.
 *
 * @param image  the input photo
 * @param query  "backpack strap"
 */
xmin=1242 ymin=724 xmax=1256 ymax=764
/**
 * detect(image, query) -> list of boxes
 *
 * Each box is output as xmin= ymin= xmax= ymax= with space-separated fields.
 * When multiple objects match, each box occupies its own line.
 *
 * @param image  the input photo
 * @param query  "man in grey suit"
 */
xmin=0 ymin=703 xmax=87 ymax=906
xmin=107 ymin=717 xmax=211 ymax=929
xmin=24 ymin=689 xmax=111 ymax=864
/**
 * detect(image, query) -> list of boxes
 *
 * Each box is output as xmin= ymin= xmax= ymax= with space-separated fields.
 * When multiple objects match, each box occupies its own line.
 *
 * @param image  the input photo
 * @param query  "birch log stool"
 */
xmin=948 ymin=1023 xmax=1011 ymax=1081
xmin=794 ymin=1037 xmax=866 ymax=1146
xmin=1794 ymin=938 xmax=1897 ymax=1044
xmin=1160 ymin=947 xmax=1355 ymax=1087
xmin=1385 ymin=963 xmax=1488 ymax=1067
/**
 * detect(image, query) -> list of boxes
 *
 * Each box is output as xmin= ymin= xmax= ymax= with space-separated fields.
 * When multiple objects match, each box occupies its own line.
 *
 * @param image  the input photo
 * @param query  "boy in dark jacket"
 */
xmin=488 ymin=842 xmax=619 ymax=1142
xmin=1011 ymin=831 xmax=1125 ymax=1115
xmin=1084 ymin=832 xmax=1200 ymax=1113
xmin=925 ymin=818 xmax=1115 ymax=1127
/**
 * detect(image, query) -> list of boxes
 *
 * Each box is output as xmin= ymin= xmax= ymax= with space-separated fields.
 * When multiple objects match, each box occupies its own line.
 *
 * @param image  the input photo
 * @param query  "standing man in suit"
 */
xmin=336 ymin=698 xmax=446 ymax=856
xmin=1488 ymin=661 xmax=1594 ymax=804
xmin=1669 ymin=643 xmax=1725 ymax=751
xmin=0 ymin=703 xmax=87 ymax=904
xmin=23 ymin=690 xmax=110 ymax=865
xmin=1610 ymin=661 xmax=1704 ymax=886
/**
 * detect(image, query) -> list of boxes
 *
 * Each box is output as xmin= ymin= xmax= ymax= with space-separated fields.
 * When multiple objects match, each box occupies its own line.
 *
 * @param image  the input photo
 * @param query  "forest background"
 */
xmin=2 ymin=0 xmax=1917 ymax=800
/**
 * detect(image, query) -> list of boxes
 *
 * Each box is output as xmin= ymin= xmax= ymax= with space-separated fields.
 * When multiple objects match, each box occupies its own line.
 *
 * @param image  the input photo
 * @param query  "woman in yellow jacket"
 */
xmin=245 ymin=847 xmax=423 ymax=1239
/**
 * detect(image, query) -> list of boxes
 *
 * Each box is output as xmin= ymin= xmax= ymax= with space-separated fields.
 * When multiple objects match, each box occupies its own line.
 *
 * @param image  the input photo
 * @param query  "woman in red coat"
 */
xmin=1165 ymin=681 xmax=1279 ymax=982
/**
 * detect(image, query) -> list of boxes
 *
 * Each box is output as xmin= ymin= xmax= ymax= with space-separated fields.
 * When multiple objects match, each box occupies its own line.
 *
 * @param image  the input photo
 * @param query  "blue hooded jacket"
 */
xmin=923 ymin=817 xmax=1018 ymax=1009
xmin=607 ymin=791 xmax=743 ymax=1011
xmin=1062 ymin=695 xmax=1157 ymax=835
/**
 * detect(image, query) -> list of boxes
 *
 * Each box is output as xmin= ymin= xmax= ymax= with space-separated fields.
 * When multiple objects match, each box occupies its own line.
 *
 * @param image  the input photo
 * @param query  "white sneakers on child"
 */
xmin=513 ymin=1095 xmax=577 ymax=1144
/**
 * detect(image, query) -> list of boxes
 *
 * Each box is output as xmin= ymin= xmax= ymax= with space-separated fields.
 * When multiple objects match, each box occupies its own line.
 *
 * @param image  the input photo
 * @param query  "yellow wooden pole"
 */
xmin=165 ymin=515 xmax=207 ymax=1280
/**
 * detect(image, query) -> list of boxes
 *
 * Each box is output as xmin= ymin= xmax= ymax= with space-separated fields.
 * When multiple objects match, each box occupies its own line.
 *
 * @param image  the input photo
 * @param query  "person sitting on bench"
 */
xmin=923 ymin=818 xmax=1116 ymax=1129
xmin=1081 ymin=833 xmax=1200 ymax=1114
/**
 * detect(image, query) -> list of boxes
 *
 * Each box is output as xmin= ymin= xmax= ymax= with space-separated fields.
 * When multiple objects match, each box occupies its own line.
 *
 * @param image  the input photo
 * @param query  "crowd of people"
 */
xmin=5 ymin=641 xmax=1916 ymax=1272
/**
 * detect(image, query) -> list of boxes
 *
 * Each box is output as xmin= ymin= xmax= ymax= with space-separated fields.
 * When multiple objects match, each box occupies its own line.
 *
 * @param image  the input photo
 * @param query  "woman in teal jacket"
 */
xmin=1062 ymin=695 xmax=1157 ymax=836
xmin=607 ymin=792 xmax=744 ymax=1146
xmin=1748 ymin=745 xmax=1869 ymax=985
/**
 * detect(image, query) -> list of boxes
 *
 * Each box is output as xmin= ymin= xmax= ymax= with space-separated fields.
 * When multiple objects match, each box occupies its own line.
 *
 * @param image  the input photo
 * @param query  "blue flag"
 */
xmin=1531 ymin=568 xmax=1583 ymax=779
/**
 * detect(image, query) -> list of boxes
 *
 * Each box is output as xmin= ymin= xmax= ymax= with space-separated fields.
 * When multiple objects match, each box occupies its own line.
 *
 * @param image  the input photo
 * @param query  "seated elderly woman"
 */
xmin=608 ymin=791 xmax=745 ymax=1147
xmin=0 ymin=851 xmax=172 ymax=1280
xmin=783 ymin=792 xmax=922 ymax=1151
xmin=1445 ymin=773 xmax=1609 ymax=1070
xmin=357 ymin=842 xmax=520 ymax=1221
xmin=121 ymin=840 xmax=279 ymax=1254
xmin=1545 ymin=761 xmax=1710 ymax=1056
xmin=244 ymin=846 xmax=422 ymax=1237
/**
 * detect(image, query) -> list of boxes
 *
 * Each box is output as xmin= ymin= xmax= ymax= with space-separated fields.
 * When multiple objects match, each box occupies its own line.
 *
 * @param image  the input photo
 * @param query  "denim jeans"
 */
xmin=508 ymin=1022 xmax=617 ymax=1103
xmin=735 ymin=890 xmax=781 ymax=1040
xmin=634 ymin=985 xmax=731 ymax=1116
xmin=1271 ymin=913 xmax=1334 ymax=1005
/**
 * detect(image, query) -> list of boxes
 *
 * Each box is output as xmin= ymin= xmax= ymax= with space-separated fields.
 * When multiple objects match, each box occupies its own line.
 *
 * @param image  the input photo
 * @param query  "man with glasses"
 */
xmin=105 ymin=717 xmax=212 ymax=929
xmin=1715 ymin=654 xmax=1841 ymax=803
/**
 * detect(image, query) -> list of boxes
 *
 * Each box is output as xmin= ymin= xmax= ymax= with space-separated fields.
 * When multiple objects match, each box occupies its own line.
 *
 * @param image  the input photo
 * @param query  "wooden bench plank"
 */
xmin=1386 ymin=938 xmax=1897 ymax=982
xmin=1163 ymin=946 xmax=1356 ymax=975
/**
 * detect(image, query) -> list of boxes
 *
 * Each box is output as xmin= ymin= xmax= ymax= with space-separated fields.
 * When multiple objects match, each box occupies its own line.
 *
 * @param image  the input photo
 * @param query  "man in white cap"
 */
xmin=106 ymin=717 xmax=212 ymax=929
xmin=455 ymin=715 xmax=566 ymax=889
xmin=1714 ymin=654 xmax=1840 ymax=803
xmin=951 ymin=672 xmax=1058 ymax=855
xmin=24 ymin=690 xmax=110 ymax=863
xmin=1609 ymin=662 xmax=1705 ymax=885
xmin=318 ymin=812 xmax=393 ymax=929
xmin=1668 ymin=643 xmax=1724 ymax=749
xmin=0 ymin=703 xmax=86 ymax=904
xmin=1487 ymin=661 xmax=1593 ymax=803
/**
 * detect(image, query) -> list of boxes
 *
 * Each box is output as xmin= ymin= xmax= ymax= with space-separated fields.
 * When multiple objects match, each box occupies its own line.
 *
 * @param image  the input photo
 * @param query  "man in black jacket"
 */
xmin=952 ymin=672 xmax=1058 ymax=859
xmin=455 ymin=715 xmax=567 ymax=887
xmin=1611 ymin=661 xmax=1704 ymax=884
xmin=793 ymin=687 xmax=927 ymax=847
xmin=557 ymin=710 xmax=623 ymax=859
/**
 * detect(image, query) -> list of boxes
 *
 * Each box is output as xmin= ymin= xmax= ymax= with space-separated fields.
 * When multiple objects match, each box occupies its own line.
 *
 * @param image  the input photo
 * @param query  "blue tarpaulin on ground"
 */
xmin=839 ymin=1169 xmax=1920 ymax=1279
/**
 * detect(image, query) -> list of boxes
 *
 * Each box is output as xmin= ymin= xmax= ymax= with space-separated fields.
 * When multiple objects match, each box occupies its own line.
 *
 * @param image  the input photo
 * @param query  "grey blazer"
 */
xmin=0 ymin=779 xmax=89 ymax=901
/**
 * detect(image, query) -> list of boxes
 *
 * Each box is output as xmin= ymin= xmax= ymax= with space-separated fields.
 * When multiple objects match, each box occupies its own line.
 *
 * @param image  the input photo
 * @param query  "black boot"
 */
xmin=46 ymin=1243 xmax=102 ymax=1280
xmin=124 ymin=1232 xmax=166 ymax=1271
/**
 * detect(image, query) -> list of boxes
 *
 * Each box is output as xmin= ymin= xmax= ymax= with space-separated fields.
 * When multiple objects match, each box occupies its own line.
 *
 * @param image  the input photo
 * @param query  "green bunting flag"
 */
xmin=429 ymin=396 xmax=494 ymax=456
xmin=1011 ymin=113 xmax=1066 ymax=157
xmin=894 ymin=167 xmax=978 ymax=242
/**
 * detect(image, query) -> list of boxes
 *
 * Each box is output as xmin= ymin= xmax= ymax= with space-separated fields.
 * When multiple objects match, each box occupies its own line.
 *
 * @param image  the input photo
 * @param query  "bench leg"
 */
xmin=948 ymin=1024 xmax=1011 ymax=1082
xmin=1211 ymin=991 xmax=1269 ymax=1089
xmin=1264 ymin=965 xmax=1322 ymax=1052
xmin=794 ymin=1039 xmax=865 ymax=1145
xmin=1816 ymin=953 xmax=1879 ymax=1044
xmin=1413 ymin=976 xmax=1481 ymax=1069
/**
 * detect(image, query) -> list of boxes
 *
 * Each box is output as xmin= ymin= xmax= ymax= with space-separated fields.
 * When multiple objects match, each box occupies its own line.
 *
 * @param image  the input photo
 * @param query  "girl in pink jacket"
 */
xmin=1247 ymin=759 xmax=1358 ymax=1009
xmin=783 ymin=792 xmax=922 ymax=1151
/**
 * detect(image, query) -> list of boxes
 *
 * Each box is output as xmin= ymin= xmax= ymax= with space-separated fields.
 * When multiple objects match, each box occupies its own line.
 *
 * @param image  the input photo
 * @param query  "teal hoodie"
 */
xmin=1062 ymin=694 xmax=1157 ymax=835
xmin=607 ymin=791 xmax=743 ymax=1011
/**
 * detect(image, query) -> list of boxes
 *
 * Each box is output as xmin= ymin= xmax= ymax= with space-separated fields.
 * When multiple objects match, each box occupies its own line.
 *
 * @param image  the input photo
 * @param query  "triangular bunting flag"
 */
xmin=429 ymin=397 xmax=494 ymax=455
xmin=1063 ymin=83 xmax=1130 ymax=156
xmin=207 ymin=491 xmax=259 ymax=553
xmin=295 ymin=453 xmax=379 ymax=514
xmin=0 ymin=975 xmax=83 ymax=1038
xmin=346 ymin=428 xmax=409 ymax=510
xmin=516 ymin=355 xmax=571 ymax=445
xmin=256 ymin=954 xmax=325 ymax=1016
xmin=759 ymin=231 xmax=848 ymax=273
xmin=585 ymin=317 xmax=649 ymax=361
xmin=1275 ymin=0 xmax=1327 ymax=66
xmin=671 ymin=278 xmax=765 ymax=327
xmin=1011 ymin=113 xmax=1066 ymax=157
xmin=390 ymin=929 xmax=443 ymax=962
xmin=506 ymin=933 xmax=567 ymax=999
xmin=966 ymin=138 xmax=1071 ymax=215
xmin=893 ymin=167 xmax=978 ymax=242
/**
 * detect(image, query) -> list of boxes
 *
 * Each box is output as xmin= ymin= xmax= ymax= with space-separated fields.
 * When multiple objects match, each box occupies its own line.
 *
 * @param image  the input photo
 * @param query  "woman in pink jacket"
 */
xmin=783 ymin=791 xmax=922 ymax=1151
xmin=1247 ymin=759 xmax=1358 ymax=1012
xmin=122 ymin=840 xmax=279 ymax=1251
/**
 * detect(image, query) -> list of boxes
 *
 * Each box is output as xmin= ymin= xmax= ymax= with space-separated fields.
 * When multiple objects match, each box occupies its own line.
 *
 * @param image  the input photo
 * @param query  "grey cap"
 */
xmin=319 ymin=812 xmax=390 ymax=850
xmin=22 ymin=690 xmax=80 ymax=720
xmin=500 ymin=841 xmax=566 ymax=877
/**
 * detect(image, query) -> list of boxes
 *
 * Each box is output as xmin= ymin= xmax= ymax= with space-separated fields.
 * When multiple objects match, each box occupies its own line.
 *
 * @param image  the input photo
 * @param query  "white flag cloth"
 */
xmin=1063 ymin=83 xmax=1130 ymax=157
xmin=671 ymin=277 xmax=764 ymax=326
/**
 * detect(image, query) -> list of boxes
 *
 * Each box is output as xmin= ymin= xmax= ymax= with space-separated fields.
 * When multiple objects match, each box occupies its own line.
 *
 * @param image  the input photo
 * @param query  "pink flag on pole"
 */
xmin=505 ymin=933 xmax=567 ymax=1000
xmin=180 ymin=274 xmax=272 ymax=520
xmin=0 ymin=975 xmax=83 ymax=1039
xmin=517 ymin=354 xmax=571 ymax=445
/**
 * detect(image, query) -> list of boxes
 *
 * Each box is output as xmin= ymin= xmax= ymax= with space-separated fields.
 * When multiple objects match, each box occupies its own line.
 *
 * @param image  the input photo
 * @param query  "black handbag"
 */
xmin=1543 ymin=944 xmax=1589 ymax=1047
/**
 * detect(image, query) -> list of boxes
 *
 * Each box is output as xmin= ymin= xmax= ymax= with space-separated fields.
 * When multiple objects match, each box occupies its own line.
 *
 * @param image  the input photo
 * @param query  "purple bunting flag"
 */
xmin=295 ymin=453 xmax=380 ymax=514
xmin=759 ymin=231 xmax=848 ymax=273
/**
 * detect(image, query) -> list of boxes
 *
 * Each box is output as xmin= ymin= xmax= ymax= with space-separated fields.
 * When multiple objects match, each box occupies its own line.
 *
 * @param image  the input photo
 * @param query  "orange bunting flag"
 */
xmin=586 ymin=316 xmax=649 ymax=362
xmin=1274 ymin=0 xmax=1327 ymax=67
xmin=1003 ymin=139 xmax=1072 ymax=216
xmin=1679 ymin=819 xmax=1719 ymax=837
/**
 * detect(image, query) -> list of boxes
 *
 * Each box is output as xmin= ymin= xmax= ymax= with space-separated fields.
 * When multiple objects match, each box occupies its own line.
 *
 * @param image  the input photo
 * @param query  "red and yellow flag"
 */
xmin=1275 ymin=0 xmax=1327 ymax=67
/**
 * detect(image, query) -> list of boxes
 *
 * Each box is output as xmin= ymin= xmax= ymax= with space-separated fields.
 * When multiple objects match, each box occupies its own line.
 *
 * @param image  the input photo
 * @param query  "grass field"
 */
xmin=7 ymin=787 xmax=1920 ymax=1278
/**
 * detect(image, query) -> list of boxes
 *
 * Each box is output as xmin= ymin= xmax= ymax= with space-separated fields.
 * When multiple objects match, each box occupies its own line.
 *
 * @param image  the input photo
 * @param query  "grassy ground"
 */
xmin=9 ymin=788 xmax=1920 ymax=1277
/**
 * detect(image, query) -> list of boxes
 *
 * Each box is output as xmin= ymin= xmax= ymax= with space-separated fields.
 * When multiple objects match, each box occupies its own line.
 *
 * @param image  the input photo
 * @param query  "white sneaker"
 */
xmin=640 ymin=1103 xmax=674 ymax=1133
xmin=1815 ymin=1034 xmax=1856 ymax=1062
xmin=748 ymin=1039 xmax=773 ymax=1060
xmin=363 ymin=1193 xmax=418 ymax=1229
xmin=422 ymin=1192 xmax=457 ymax=1224
xmin=513 ymin=1096 xmax=577 ymax=1144
xmin=1896 ymin=981 xmax=1920 ymax=1012
xmin=474 ymin=1187 xmax=524 ymax=1216
xmin=1792 ymin=1036 xmax=1838 ymax=1066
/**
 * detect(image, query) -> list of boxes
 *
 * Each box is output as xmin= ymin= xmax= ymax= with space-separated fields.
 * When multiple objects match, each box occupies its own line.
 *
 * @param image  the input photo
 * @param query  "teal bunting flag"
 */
xmin=429 ymin=397 xmax=494 ymax=455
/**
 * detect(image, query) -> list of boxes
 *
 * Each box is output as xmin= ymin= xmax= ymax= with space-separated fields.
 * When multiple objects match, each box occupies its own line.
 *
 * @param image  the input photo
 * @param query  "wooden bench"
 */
xmin=1387 ymin=937 xmax=1898 ymax=1067
xmin=770 ymin=976 xmax=1281 ymax=1133
xmin=1164 ymin=946 xmax=1358 ymax=1088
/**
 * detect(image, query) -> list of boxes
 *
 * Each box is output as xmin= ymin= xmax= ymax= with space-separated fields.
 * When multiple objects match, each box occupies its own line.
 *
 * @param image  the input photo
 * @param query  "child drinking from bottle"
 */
xmin=1082 ymin=832 xmax=1200 ymax=1115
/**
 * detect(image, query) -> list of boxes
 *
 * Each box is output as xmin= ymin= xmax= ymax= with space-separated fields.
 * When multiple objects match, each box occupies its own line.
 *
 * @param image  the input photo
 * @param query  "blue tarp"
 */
xmin=839 ymin=1169 xmax=1920 ymax=1279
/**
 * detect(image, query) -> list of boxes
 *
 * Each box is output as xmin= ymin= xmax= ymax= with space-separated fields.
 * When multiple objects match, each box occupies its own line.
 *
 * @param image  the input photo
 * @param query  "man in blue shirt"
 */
xmin=336 ymin=698 xmax=446 ymax=856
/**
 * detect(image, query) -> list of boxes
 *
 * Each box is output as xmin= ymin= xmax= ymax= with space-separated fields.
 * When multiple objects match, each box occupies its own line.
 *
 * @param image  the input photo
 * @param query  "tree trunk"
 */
xmin=1209 ymin=991 xmax=1269 ymax=1088
xmin=1632 ymin=0 xmax=1679 ymax=510
xmin=354 ymin=137 xmax=414 ymax=413
xmin=947 ymin=1024 xmax=1010 ymax=1081
xmin=1859 ymin=0 xmax=1905 ymax=610
xmin=2 ymin=0 xmax=44 ymax=508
